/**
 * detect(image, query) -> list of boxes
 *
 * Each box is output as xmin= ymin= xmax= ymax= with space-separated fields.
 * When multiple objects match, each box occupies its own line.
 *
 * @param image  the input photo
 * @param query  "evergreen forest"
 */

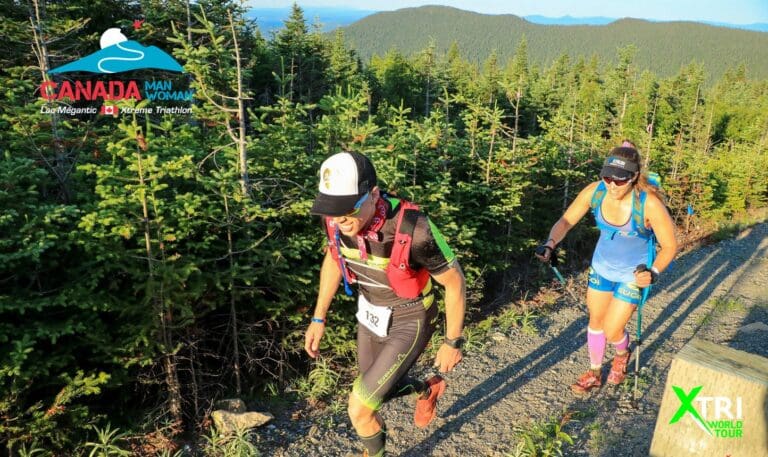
xmin=1 ymin=1 xmax=766 ymax=454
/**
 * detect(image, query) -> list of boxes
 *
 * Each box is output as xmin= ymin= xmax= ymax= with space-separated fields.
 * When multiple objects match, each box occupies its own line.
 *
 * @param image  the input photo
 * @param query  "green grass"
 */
xmin=262 ymin=381 xmax=280 ymax=398
xmin=570 ymin=405 xmax=598 ymax=421
xmin=14 ymin=442 xmax=49 ymax=457
xmin=424 ymin=304 xmax=540 ymax=357
xmin=617 ymin=366 xmax=651 ymax=396
xmin=697 ymin=296 xmax=747 ymax=327
xmin=82 ymin=424 xmax=131 ymax=457
xmin=710 ymin=211 xmax=768 ymax=242
xmin=472 ymin=307 xmax=539 ymax=341
xmin=201 ymin=426 xmax=260 ymax=457
xmin=257 ymin=380 xmax=295 ymax=414
xmin=462 ymin=325 xmax=488 ymax=352
xmin=715 ymin=297 xmax=748 ymax=311
xmin=318 ymin=397 xmax=348 ymax=429
xmin=711 ymin=223 xmax=746 ymax=241
xmin=519 ymin=310 xmax=539 ymax=336
xmin=584 ymin=418 xmax=623 ymax=455
xmin=291 ymin=357 xmax=342 ymax=403
xmin=506 ymin=410 xmax=576 ymax=457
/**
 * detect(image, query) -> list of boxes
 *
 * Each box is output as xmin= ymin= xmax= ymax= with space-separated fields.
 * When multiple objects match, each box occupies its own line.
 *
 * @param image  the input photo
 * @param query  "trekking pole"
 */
xmin=535 ymin=245 xmax=586 ymax=312
xmin=633 ymin=264 xmax=652 ymax=406
xmin=549 ymin=265 xmax=581 ymax=304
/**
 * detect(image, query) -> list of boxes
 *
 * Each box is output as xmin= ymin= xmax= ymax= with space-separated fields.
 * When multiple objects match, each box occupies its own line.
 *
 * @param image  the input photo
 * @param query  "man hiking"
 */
xmin=536 ymin=142 xmax=677 ymax=395
xmin=305 ymin=152 xmax=467 ymax=456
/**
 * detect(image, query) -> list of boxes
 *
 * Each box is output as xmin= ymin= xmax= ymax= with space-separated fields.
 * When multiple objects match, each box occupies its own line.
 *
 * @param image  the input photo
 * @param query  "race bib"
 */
xmin=356 ymin=294 xmax=392 ymax=337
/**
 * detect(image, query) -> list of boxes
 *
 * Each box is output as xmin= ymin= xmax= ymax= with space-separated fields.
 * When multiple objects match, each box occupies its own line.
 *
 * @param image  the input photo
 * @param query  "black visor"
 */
xmin=310 ymin=192 xmax=366 ymax=217
xmin=599 ymin=155 xmax=638 ymax=180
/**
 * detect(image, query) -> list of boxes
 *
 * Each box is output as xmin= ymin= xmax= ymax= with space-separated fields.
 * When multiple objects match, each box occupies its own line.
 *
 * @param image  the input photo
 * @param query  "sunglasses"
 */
xmin=342 ymin=192 xmax=370 ymax=218
xmin=603 ymin=176 xmax=632 ymax=186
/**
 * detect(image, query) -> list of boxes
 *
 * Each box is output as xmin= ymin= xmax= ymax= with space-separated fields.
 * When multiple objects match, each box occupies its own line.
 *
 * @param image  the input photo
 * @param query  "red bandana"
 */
xmin=355 ymin=197 xmax=387 ymax=261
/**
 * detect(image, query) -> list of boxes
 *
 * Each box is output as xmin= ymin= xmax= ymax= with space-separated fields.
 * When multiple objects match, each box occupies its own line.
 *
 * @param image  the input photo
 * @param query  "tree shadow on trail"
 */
xmin=637 ymin=226 xmax=767 ymax=369
xmin=400 ymin=225 xmax=767 ymax=456
xmin=398 ymin=314 xmax=588 ymax=456
xmin=589 ymin=225 xmax=767 ymax=457
xmin=730 ymin=305 xmax=768 ymax=358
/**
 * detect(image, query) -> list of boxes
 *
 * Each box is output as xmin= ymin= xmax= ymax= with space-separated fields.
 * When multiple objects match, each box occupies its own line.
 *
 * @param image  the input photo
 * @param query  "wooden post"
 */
xmin=650 ymin=338 xmax=768 ymax=456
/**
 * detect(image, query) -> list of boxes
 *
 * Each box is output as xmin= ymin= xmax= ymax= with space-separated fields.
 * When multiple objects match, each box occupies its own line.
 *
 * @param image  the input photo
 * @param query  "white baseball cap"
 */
xmin=310 ymin=152 xmax=377 ymax=216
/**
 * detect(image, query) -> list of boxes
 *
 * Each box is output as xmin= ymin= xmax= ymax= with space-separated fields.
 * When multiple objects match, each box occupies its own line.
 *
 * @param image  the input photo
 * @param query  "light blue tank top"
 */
xmin=591 ymin=201 xmax=651 ymax=283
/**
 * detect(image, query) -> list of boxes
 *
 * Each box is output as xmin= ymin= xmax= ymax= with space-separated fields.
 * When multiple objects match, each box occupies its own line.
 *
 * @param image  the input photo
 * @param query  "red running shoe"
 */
xmin=414 ymin=375 xmax=446 ymax=428
xmin=571 ymin=369 xmax=602 ymax=395
xmin=607 ymin=350 xmax=632 ymax=385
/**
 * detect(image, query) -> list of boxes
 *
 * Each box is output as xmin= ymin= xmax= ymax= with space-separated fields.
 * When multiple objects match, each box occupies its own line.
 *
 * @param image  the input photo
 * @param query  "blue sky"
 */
xmin=252 ymin=0 xmax=768 ymax=25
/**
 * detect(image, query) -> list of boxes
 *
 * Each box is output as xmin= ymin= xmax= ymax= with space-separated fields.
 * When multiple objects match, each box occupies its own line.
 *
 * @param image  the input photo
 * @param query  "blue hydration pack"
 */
xmin=589 ymin=171 xmax=661 ymax=242
xmin=590 ymin=172 xmax=662 ymax=306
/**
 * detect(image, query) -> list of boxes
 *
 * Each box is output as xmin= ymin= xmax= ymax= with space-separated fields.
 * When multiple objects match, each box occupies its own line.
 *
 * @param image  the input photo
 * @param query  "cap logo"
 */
xmin=610 ymin=158 xmax=626 ymax=166
xmin=322 ymin=168 xmax=333 ymax=190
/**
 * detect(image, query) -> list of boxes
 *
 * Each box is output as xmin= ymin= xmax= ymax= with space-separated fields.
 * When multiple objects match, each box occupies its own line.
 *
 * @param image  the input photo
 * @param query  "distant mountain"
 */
xmin=701 ymin=21 xmax=768 ymax=33
xmin=340 ymin=6 xmax=768 ymax=80
xmin=247 ymin=6 xmax=768 ymax=36
xmin=524 ymin=14 xmax=768 ymax=33
xmin=247 ymin=7 xmax=374 ymax=34
xmin=524 ymin=15 xmax=616 ymax=26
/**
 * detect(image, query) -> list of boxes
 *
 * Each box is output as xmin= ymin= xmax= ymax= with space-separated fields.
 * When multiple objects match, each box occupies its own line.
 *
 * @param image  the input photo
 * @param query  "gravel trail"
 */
xmin=258 ymin=223 xmax=768 ymax=456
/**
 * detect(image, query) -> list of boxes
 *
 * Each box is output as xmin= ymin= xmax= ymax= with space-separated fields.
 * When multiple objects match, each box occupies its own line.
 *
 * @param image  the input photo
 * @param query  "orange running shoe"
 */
xmin=414 ymin=375 xmax=446 ymax=428
xmin=571 ymin=369 xmax=602 ymax=395
xmin=607 ymin=350 xmax=632 ymax=385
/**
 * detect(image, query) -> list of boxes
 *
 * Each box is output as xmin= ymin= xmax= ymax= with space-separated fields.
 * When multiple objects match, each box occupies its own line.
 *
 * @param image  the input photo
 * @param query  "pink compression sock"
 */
xmin=587 ymin=327 xmax=606 ymax=368
xmin=612 ymin=331 xmax=629 ymax=353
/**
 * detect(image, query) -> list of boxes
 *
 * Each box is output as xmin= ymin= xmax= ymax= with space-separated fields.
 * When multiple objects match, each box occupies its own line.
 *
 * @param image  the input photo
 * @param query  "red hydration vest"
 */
xmin=324 ymin=198 xmax=430 ymax=299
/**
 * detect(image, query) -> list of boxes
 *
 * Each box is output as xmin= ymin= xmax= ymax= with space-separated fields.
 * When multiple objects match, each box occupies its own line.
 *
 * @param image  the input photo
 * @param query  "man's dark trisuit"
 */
xmin=335 ymin=196 xmax=456 ymax=410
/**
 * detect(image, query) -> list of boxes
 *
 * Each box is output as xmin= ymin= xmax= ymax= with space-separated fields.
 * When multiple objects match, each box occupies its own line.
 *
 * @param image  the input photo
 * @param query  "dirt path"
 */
xmin=258 ymin=223 xmax=768 ymax=456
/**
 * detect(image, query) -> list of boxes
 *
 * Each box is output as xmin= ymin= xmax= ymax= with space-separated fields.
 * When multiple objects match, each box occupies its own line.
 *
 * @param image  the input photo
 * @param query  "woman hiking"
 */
xmin=536 ymin=141 xmax=677 ymax=395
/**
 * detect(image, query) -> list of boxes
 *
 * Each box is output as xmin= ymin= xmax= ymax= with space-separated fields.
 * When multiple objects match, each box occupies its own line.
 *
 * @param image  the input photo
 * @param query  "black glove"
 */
xmin=634 ymin=264 xmax=658 ymax=285
xmin=535 ymin=243 xmax=559 ymax=266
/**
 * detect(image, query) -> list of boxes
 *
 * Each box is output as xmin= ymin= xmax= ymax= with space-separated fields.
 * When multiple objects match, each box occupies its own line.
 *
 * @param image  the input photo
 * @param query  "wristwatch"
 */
xmin=650 ymin=266 xmax=660 ymax=284
xmin=444 ymin=336 xmax=465 ymax=349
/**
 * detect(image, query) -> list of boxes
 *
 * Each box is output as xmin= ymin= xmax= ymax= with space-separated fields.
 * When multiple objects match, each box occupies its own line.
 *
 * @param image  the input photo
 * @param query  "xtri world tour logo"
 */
xmin=668 ymin=385 xmax=744 ymax=439
xmin=40 ymin=22 xmax=194 ymax=116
